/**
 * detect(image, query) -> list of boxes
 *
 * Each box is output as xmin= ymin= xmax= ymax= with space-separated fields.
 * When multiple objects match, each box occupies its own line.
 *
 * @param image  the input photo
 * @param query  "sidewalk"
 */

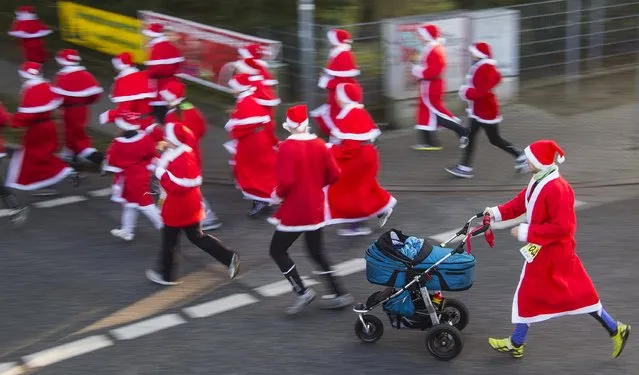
xmin=1 ymin=58 xmax=637 ymax=192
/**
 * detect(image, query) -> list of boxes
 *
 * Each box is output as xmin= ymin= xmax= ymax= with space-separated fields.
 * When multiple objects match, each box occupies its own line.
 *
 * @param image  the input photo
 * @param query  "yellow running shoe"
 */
xmin=411 ymin=144 xmax=443 ymax=151
xmin=488 ymin=336 xmax=524 ymax=358
xmin=611 ymin=322 xmax=631 ymax=359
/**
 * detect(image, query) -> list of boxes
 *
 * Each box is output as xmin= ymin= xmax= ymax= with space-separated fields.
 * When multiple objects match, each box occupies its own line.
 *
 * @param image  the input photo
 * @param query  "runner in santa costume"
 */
xmin=446 ymin=42 xmax=527 ymax=179
xmin=142 ymin=23 xmax=185 ymax=123
xmin=412 ymin=23 xmax=469 ymax=151
xmin=310 ymin=29 xmax=360 ymax=141
xmin=268 ymin=104 xmax=353 ymax=315
xmin=146 ymin=121 xmax=240 ymax=286
xmin=0 ymin=102 xmax=28 ymax=227
xmin=160 ymin=80 xmax=222 ymax=231
xmin=234 ymin=58 xmax=281 ymax=147
xmin=8 ymin=6 xmax=52 ymax=63
xmin=325 ymin=83 xmax=395 ymax=237
xmin=224 ymin=73 xmax=277 ymax=217
xmin=237 ymin=43 xmax=278 ymax=86
xmin=5 ymin=62 xmax=77 ymax=195
xmin=51 ymin=49 xmax=105 ymax=166
xmin=484 ymin=140 xmax=630 ymax=359
xmin=101 ymin=110 xmax=163 ymax=241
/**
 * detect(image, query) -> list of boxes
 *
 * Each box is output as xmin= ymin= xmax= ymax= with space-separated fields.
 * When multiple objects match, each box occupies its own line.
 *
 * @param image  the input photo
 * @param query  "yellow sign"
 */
xmin=57 ymin=2 xmax=145 ymax=64
xmin=519 ymin=243 xmax=542 ymax=263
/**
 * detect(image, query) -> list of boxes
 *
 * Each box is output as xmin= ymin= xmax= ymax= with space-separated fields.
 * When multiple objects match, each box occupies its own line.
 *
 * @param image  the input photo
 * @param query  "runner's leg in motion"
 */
xmin=183 ymin=224 xmax=239 ymax=278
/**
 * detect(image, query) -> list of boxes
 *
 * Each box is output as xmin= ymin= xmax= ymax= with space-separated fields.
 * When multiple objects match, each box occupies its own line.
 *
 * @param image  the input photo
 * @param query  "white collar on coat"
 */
xmin=147 ymin=36 xmax=168 ymax=47
xmin=59 ymin=65 xmax=86 ymax=75
xmin=158 ymin=144 xmax=192 ymax=167
xmin=236 ymin=89 xmax=255 ymax=101
xmin=22 ymin=77 xmax=45 ymax=88
xmin=287 ymin=132 xmax=317 ymax=141
xmin=524 ymin=167 xmax=561 ymax=224
xmin=115 ymin=67 xmax=139 ymax=79
xmin=336 ymin=103 xmax=364 ymax=120
xmin=115 ymin=131 xmax=145 ymax=143
xmin=329 ymin=44 xmax=351 ymax=58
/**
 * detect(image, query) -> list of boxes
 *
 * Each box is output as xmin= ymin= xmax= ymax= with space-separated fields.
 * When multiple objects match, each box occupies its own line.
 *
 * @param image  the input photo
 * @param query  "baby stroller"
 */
xmin=353 ymin=213 xmax=493 ymax=361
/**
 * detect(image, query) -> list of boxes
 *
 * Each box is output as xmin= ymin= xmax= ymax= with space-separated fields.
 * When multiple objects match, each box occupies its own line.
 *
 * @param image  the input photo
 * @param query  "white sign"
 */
xmin=469 ymin=8 xmax=520 ymax=77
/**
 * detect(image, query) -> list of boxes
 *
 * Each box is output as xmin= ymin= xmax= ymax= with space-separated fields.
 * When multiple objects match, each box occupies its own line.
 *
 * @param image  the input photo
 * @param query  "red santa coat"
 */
xmin=103 ymin=131 xmax=157 ymax=208
xmin=310 ymin=46 xmax=359 ymax=138
xmin=155 ymin=144 xmax=204 ymax=227
xmin=9 ymin=16 xmax=52 ymax=63
xmin=224 ymin=91 xmax=277 ymax=202
xmin=326 ymin=105 xmax=395 ymax=223
xmin=252 ymin=80 xmax=281 ymax=147
xmin=165 ymin=102 xmax=207 ymax=169
xmin=412 ymin=43 xmax=459 ymax=131
xmin=459 ymin=59 xmax=503 ymax=124
xmin=144 ymin=37 xmax=185 ymax=106
xmin=268 ymin=133 xmax=340 ymax=232
xmin=0 ymin=103 xmax=11 ymax=158
xmin=255 ymin=61 xmax=278 ymax=87
xmin=490 ymin=168 xmax=601 ymax=324
xmin=107 ymin=67 xmax=157 ymax=132
xmin=51 ymin=66 xmax=104 ymax=157
xmin=5 ymin=79 xmax=73 ymax=190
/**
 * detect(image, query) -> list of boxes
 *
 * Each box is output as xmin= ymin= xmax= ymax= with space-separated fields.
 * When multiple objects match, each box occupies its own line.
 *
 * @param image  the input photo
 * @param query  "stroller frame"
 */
xmin=354 ymin=213 xmax=490 ymax=333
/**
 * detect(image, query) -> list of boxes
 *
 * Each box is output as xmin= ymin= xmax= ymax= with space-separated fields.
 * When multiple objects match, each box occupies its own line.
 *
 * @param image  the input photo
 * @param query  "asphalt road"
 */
xmin=0 ymin=174 xmax=637 ymax=375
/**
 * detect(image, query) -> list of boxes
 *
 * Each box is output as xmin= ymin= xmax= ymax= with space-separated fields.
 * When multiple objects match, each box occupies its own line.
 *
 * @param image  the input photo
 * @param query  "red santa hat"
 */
xmin=469 ymin=42 xmax=492 ymax=59
xmin=56 ymin=49 xmax=82 ymax=66
xmin=283 ymin=104 xmax=309 ymax=133
xmin=334 ymin=83 xmax=381 ymax=141
xmin=327 ymin=29 xmax=352 ymax=47
xmin=228 ymin=73 xmax=258 ymax=93
xmin=336 ymin=82 xmax=363 ymax=107
xmin=165 ymin=121 xmax=195 ymax=147
xmin=524 ymin=140 xmax=566 ymax=170
xmin=15 ymin=6 xmax=37 ymax=20
xmin=160 ymin=81 xmax=186 ymax=107
xmin=324 ymin=50 xmax=360 ymax=78
xmin=114 ymin=111 xmax=142 ymax=131
xmin=18 ymin=61 xmax=42 ymax=80
xmin=234 ymin=58 xmax=265 ymax=76
xmin=112 ymin=52 xmax=134 ymax=71
xmin=143 ymin=23 xmax=165 ymax=38
xmin=417 ymin=24 xmax=443 ymax=43
xmin=238 ymin=44 xmax=269 ymax=60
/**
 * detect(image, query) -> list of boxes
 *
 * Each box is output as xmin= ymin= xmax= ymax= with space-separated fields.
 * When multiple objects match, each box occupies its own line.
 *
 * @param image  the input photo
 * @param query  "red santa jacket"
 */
xmin=51 ymin=66 xmax=104 ymax=107
xmin=109 ymin=67 xmax=154 ymax=113
xmin=155 ymin=144 xmax=204 ymax=227
xmin=165 ymin=102 xmax=207 ymax=168
xmin=413 ymin=43 xmax=446 ymax=82
xmin=269 ymin=132 xmax=340 ymax=232
xmin=0 ymin=103 xmax=11 ymax=158
xmin=332 ymin=104 xmax=381 ymax=142
xmin=13 ymin=79 xmax=62 ymax=128
xmin=254 ymin=60 xmax=278 ymax=87
xmin=9 ymin=15 xmax=52 ymax=63
xmin=459 ymin=58 xmax=502 ymax=124
xmin=144 ymin=37 xmax=185 ymax=106
xmin=225 ymin=91 xmax=271 ymax=140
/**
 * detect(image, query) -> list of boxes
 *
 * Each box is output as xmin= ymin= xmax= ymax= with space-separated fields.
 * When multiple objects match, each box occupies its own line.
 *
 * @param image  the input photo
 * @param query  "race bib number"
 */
xmin=520 ymin=243 xmax=542 ymax=263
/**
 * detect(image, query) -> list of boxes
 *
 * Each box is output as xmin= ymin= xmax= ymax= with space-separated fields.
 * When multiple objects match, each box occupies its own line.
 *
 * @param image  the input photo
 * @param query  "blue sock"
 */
xmin=591 ymin=308 xmax=618 ymax=336
xmin=511 ymin=323 xmax=529 ymax=346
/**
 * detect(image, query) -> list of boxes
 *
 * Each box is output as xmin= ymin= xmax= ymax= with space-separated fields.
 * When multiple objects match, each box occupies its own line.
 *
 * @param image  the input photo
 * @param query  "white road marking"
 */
xmin=0 ymin=363 xmax=25 ymax=375
xmin=254 ymin=277 xmax=319 ymax=297
xmin=430 ymin=200 xmax=587 ymax=244
xmin=110 ymin=314 xmax=186 ymax=341
xmin=22 ymin=335 xmax=113 ymax=368
xmin=183 ymin=293 xmax=260 ymax=319
xmin=333 ymin=258 xmax=366 ymax=277
xmin=87 ymin=187 xmax=112 ymax=197
xmin=32 ymin=196 xmax=88 ymax=209
xmin=0 ymin=209 xmax=11 ymax=218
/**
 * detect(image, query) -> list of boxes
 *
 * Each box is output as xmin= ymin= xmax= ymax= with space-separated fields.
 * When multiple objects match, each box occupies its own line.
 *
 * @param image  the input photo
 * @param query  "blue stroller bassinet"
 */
xmin=365 ymin=229 xmax=476 ymax=291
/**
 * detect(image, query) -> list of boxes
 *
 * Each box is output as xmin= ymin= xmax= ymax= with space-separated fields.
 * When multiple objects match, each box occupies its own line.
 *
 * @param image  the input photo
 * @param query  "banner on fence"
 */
xmin=138 ymin=11 xmax=283 ymax=93
xmin=382 ymin=15 xmax=468 ymax=100
xmin=57 ymin=2 xmax=145 ymax=63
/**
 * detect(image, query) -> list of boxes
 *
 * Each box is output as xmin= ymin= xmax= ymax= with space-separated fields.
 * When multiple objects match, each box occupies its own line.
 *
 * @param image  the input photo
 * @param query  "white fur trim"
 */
xmin=102 ymin=165 xmax=123 ymax=173
xmin=270 ymin=190 xmax=283 ymax=204
xmin=234 ymin=60 xmax=260 ymax=75
xmin=267 ymin=217 xmax=327 ymax=232
xmin=283 ymin=118 xmax=309 ymax=132
xmin=469 ymin=45 xmax=490 ymax=59
xmin=111 ymin=57 xmax=131 ymax=71
xmin=228 ymin=78 xmax=253 ymax=93
xmin=114 ymin=67 xmax=138 ymax=79
xmin=18 ymin=98 xmax=62 ymax=114
xmin=286 ymin=133 xmax=317 ymax=140
xmin=517 ymin=223 xmax=529 ymax=242
xmin=335 ymin=103 xmax=364 ymax=120
xmin=144 ymin=56 xmax=185 ymax=66
xmin=15 ymin=13 xmax=37 ymax=21
xmin=165 ymin=122 xmax=181 ymax=146
xmin=115 ymin=132 xmax=146 ymax=144
xmin=524 ymin=146 xmax=555 ymax=170
xmin=255 ymin=97 xmax=281 ymax=107
xmin=58 ymin=66 xmax=86 ymax=75
xmin=110 ymin=92 xmax=155 ymax=103
xmin=327 ymin=30 xmax=343 ymax=46
xmin=336 ymin=83 xmax=356 ymax=106
xmin=115 ymin=117 xmax=140 ymax=131
xmin=5 ymin=148 xmax=74 ymax=191
xmin=224 ymin=115 xmax=270 ymax=130
xmin=159 ymin=89 xmax=183 ymax=107
xmin=525 ymin=169 xmax=560 ymax=225
xmin=557 ymin=155 xmax=565 ymax=163
xmin=318 ymin=75 xmax=331 ymax=89
xmin=489 ymin=206 xmax=502 ymax=222
xmin=99 ymin=111 xmax=110 ymax=124
xmin=51 ymin=85 xmax=103 ymax=98
xmin=248 ymin=75 xmax=264 ymax=82
xmin=327 ymin=196 xmax=397 ymax=225
xmin=323 ymin=68 xmax=360 ymax=78
xmin=238 ymin=47 xmax=253 ymax=59
xmin=18 ymin=69 xmax=41 ymax=80
xmin=166 ymin=171 xmax=202 ymax=188
xmin=55 ymin=56 xmax=80 ymax=66
xmin=143 ymin=29 xmax=164 ymax=38
xmin=417 ymin=27 xmax=434 ymax=42
xmin=263 ymin=79 xmax=278 ymax=86
xmin=331 ymin=127 xmax=381 ymax=142
xmin=9 ymin=29 xmax=51 ymax=39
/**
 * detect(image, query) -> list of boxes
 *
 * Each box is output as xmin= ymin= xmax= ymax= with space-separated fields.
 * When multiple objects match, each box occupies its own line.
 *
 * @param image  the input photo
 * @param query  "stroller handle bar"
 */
xmin=439 ymin=213 xmax=492 ymax=251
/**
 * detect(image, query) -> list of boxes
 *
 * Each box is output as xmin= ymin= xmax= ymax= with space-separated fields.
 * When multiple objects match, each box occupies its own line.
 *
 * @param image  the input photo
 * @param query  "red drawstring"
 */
xmin=465 ymin=215 xmax=495 ymax=254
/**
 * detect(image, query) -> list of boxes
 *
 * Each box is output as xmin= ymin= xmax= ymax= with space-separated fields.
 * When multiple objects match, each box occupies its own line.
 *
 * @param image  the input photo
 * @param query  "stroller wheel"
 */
xmin=439 ymin=298 xmax=469 ymax=331
xmin=354 ymin=315 xmax=384 ymax=343
xmin=425 ymin=324 xmax=464 ymax=361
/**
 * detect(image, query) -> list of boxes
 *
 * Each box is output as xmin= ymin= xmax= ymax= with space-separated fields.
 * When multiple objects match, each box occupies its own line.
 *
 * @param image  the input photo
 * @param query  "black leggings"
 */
xmin=418 ymin=114 xmax=468 ymax=146
xmin=152 ymin=105 xmax=169 ymax=124
xmin=160 ymin=223 xmax=235 ymax=281
xmin=0 ymin=159 xmax=19 ymax=209
xmin=461 ymin=119 xmax=522 ymax=167
xmin=269 ymin=229 xmax=345 ymax=296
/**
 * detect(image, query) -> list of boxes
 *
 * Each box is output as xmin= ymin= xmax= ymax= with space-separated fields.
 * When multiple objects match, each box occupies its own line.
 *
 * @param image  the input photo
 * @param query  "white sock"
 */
xmin=140 ymin=205 xmax=164 ymax=230
xmin=121 ymin=205 xmax=139 ymax=234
